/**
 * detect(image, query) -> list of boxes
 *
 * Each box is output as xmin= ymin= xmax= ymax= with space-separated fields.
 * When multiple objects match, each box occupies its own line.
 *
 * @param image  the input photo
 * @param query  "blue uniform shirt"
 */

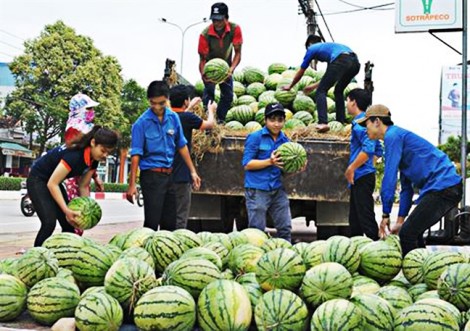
xmin=130 ymin=107 xmax=187 ymax=170
xmin=381 ymin=125 xmax=461 ymax=216
xmin=349 ymin=112 xmax=383 ymax=182
xmin=242 ymin=127 xmax=290 ymax=191
xmin=301 ymin=42 xmax=353 ymax=69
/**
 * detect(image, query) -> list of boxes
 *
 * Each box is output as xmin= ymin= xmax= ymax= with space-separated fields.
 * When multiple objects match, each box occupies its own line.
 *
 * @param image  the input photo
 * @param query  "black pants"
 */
xmin=400 ymin=182 xmax=462 ymax=257
xmin=316 ymin=53 xmax=360 ymax=124
xmin=349 ymin=173 xmax=379 ymax=240
xmin=27 ymin=175 xmax=74 ymax=247
xmin=140 ymin=170 xmax=177 ymax=231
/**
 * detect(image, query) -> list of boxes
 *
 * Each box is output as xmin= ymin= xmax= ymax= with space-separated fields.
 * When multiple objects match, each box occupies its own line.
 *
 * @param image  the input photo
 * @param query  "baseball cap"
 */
xmin=210 ymin=2 xmax=228 ymax=20
xmin=265 ymin=102 xmax=286 ymax=117
xmin=69 ymin=93 xmax=100 ymax=112
xmin=357 ymin=104 xmax=391 ymax=127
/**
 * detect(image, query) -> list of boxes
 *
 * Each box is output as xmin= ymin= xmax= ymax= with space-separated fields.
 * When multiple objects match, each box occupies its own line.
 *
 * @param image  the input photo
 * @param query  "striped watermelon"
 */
xmin=42 ymin=233 xmax=84 ymax=270
xmin=437 ymin=263 xmax=470 ymax=311
xmin=292 ymin=242 xmax=309 ymax=258
xmin=423 ymin=251 xmax=466 ymax=289
xmin=351 ymin=275 xmax=381 ymax=297
xmin=134 ymin=286 xmax=196 ymax=331
xmin=284 ymin=118 xmax=306 ymax=129
xmin=246 ymin=82 xmax=266 ymax=99
xmin=221 ymin=268 xmax=235 ymax=280
xmin=233 ymin=70 xmax=244 ymax=83
xmin=119 ymin=247 xmax=155 ymax=270
xmin=180 ymin=247 xmax=223 ymax=270
xmin=254 ymin=289 xmax=309 ymax=331
xmin=119 ymin=227 xmax=155 ymax=250
xmin=162 ymin=258 xmax=220 ymax=299
xmin=268 ymin=63 xmax=288 ymax=75
xmin=293 ymin=110 xmax=314 ymax=125
xmin=416 ymin=290 xmax=440 ymax=301
xmin=310 ymin=298 xmax=364 ymax=331
xmin=67 ymin=196 xmax=102 ymax=230
xmin=106 ymin=244 xmax=123 ymax=256
xmin=72 ymin=243 xmax=119 ymax=288
xmin=321 ymin=235 xmax=361 ymax=274
xmin=281 ymin=70 xmax=297 ymax=79
xmin=240 ymin=228 xmax=269 ymax=247
xmin=402 ymin=248 xmax=430 ymax=284
xmin=108 ymin=232 xmax=128 ymax=250
xmin=14 ymin=247 xmax=59 ymax=288
xmin=415 ymin=298 xmax=463 ymax=328
xmin=258 ymin=91 xmax=277 ymax=108
xmin=0 ymin=257 xmax=17 ymax=275
xmin=408 ymin=283 xmax=429 ymax=301
xmin=75 ymin=292 xmax=123 ymax=331
xmin=245 ymin=121 xmax=262 ymax=132
xmin=300 ymin=262 xmax=353 ymax=308
xmin=297 ymin=76 xmax=315 ymax=91
xmin=237 ymin=95 xmax=257 ymax=106
xmin=228 ymin=231 xmax=249 ymax=248
xmin=359 ymin=241 xmax=402 ymax=283
xmin=80 ymin=286 xmax=106 ymax=299
xmin=302 ymin=240 xmax=327 ymax=269
xmin=328 ymin=121 xmax=344 ymax=133
xmin=376 ymin=285 xmax=413 ymax=314
xmin=104 ymin=257 xmax=157 ymax=311
xmin=241 ymin=282 xmax=263 ymax=311
xmin=243 ymin=67 xmax=266 ymax=84
xmin=231 ymin=105 xmax=255 ymax=124
xmin=255 ymin=109 xmax=265 ymax=126
xmin=351 ymin=236 xmax=373 ymax=251
xmin=275 ymin=142 xmax=307 ymax=174
xmin=264 ymin=73 xmax=282 ymax=90
xmin=383 ymin=234 xmax=402 ymax=256
xmin=56 ymin=268 xmax=77 ymax=286
xmin=350 ymin=294 xmax=395 ymax=331
xmin=197 ymin=280 xmax=252 ymax=331
xmin=304 ymin=68 xmax=323 ymax=81
xmin=203 ymin=58 xmax=230 ymax=84
xmin=387 ymin=273 xmax=411 ymax=289
xmin=260 ymin=238 xmax=293 ymax=252
xmin=233 ymin=80 xmax=246 ymax=97
xmin=225 ymin=120 xmax=244 ymax=130
xmin=203 ymin=241 xmax=230 ymax=268
xmin=194 ymin=80 xmax=204 ymax=96
xmin=274 ymin=89 xmax=297 ymax=107
xmin=249 ymin=101 xmax=259 ymax=113
xmin=236 ymin=272 xmax=258 ymax=285
xmin=27 ymin=277 xmax=80 ymax=326
xmin=0 ymin=274 xmax=28 ymax=322
xmin=255 ymin=248 xmax=306 ymax=291
xmin=394 ymin=302 xmax=459 ymax=331
xmin=144 ymin=230 xmax=184 ymax=274
xmin=293 ymin=94 xmax=315 ymax=113
xmin=209 ymin=233 xmax=234 ymax=251
xmin=228 ymin=244 xmax=264 ymax=275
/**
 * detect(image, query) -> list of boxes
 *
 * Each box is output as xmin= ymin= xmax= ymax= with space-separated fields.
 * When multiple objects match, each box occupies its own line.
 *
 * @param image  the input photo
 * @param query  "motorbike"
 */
xmin=20 ymin=180 xmax=35 ymax=217
xmin=136 ymin=184 xmax=144 ymax=207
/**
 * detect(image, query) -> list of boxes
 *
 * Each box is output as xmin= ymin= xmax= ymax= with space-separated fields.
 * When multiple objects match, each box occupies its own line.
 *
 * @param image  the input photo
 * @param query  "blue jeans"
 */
xmin=399 ymin=182 xmax=462 ymax=256
xmin=203 ymin=76 xmax=233 ymax=123
xmin=316 ymin=53 xmax=360 ymax=124
xmin=245 ymin=188 xmax=292 ymax=242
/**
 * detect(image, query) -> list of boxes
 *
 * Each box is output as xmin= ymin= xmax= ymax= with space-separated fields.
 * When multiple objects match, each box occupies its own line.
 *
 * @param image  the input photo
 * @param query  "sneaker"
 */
xmin=315 ymin=123 xmax=330 ymax=133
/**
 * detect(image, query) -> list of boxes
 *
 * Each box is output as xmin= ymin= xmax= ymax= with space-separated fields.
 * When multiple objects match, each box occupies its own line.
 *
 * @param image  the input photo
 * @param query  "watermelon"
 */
xmin=292 ymin=242 xmax=309 ymax=258
xmin=415 ymin=298 xmax=463 ymax=327
xmin=383 ymin=233 xmax=402 ymax=255
xmin=293 ymin=94 xmax=315 ymax=113
xmin=233 ymin=80 xmax=246 ymax=97
xmin=376 ymin=285 xmax=413 ymax=314
xmin=275 ymin=142 xmax=307 ymax=174
xmin=198 ymin=231 xmax=214 ymax=244
xmin=416 ymin=290 xmax=440 ymax=301
xmin=388 ymin=274 xmax=411 ymax=289
xmin=326 ymin=97 xmax=336 ymax=113
xmin=203 ymin=241 xmax=230 ymax=268
xmin=27 ymin=277 xmax=80 ymax=326
xmin=197 ymin=280 xmax=252 ymax=331
xmin=80 ymin=286 xmax=106 ymax=299
xmin=268 ymin=63 xmax=288 ymax=75
xmin=327 ymin=112 xmax=336 ymax=122
xmin=245 ymin=121 xmax=262 ymax=132
xmin=119 ymin=247 xmax=155 ymax=270
xmin=300 ymin=262 xmax=353 ymax=308
xmin=180 ymin=247 xmax=223 ymax=270
xmin=258 ymin=93 xmax=278 ymax=109
xmin=231 ymin=105 xmax=255 ymax=124
xmin=293 ymin=110 xmax=314 ymax=125
xmin=284 ymin=118 xmax=306 ymax=129
xmin=408 ymin=283 xmax=429 ymax=301
xmin=236 ymin=272 xmax=258 ymax=285
xmin=328 ymin=120 xmax=344 ymax=133
xmin=285 ymin=109 xmax=294 ymax=120
xmin=233 ymin=70 xmax=244 ymax=83
xmin=350 ymin=294 xmax=395 ymax=331
xmin=254 ymin=109 xmax=265 ymax=126
xmin=260 ymin=238 xmax=293 ymax=252
xmin=246 ymin=82 xmax=266 ymax=99
xmin=281 ymin=69 xmax=297 ymax=79
xmin=302 ymin=240 xmax=327 ymax=269
xmin=119 ymin=227 xmax=155 ymax=250
xmin=72 ymin=243 xmax=119 ymax=288
xmin=42 ymin=233 xmax=84 ymax=270
xmin=304 ymin=68 xmax=322 ymax=81
xmin=297 ymin=76 xmax=315 ymax=91
xmin=106 ymin=244 xmax=123 ymax=256
xmin=144 ymin=230 xmax=184 ymax=274
xmin=203 ymin=58 xmax=230 ymax=84
xmin=264 ymin=73 xmax=283 ymax=90
xmin=56 ymin=268 xmax=77 ymax=286
xmin=274 ymin=89 xmax=296 ymax=107
xmin=321 ymin=235 xmax=361 ymax=274
xmin=14 ymin=246 xmax=59 ymax=288
xmin=173 ymin=229 xmax=202 ymax=250
xmin=236 ymin=95 xmax=257 ymax=106
xmin=240 ymin=228 xmax=269 ymax=247
xmin=255 ymin=248 xmax=306 ymax=291
xmin=228 ymin=231 xmax=249 ymax=248
xmin=228 ymin=244 xmax=264 ymax=275
xmin=402 ymin=248 xmax=430 ymax=285
xmin=241 ymin=282 xmax=263 ymax=311
xmin=75 ymin=292 xmax=123 ymax=331
xmin=249 ymin=101 xmax=259 ymax=113
xmin=423 ymin=251 xmax=466 ymax=289
xmin=310 ymin=298 xmax=364 ymax=331
xmin=225 ymin=120 xmax=244 ymax=130
xmin=134 ymin=286 xmax=196 ymax=331
xmin=243 ymin=66 xmax=266 ymax=84
xmin=0 ymin=274 xmax=28 ymax=322
xmin=210 ymin=233 xmax=234 ymax=251
xmin=351 ymin=275 xmax=381 ymax=297
xmin=351 ymin=236 xmax=373 ymax=251
xmin=0 ymin=257 xmax=17 ymax=275
xmin=194 ymin=80 xmax=205 ymax=96
xmin=394 ymin=302 xmax=460 ymax=331
xmin=359 ymin=241 xmax=402 ymax=283
xmin=254 ymin=289 xmax=309 ymax=331
xmin=221 ymin=268 xmax=235 ymax=280
xmin=437 ymin=263 xmax=470 ymax=311
xmin=104 ymin=257 xmax=157 ymax=311
xmin=67 ymin=197 xmax=102 ymax=230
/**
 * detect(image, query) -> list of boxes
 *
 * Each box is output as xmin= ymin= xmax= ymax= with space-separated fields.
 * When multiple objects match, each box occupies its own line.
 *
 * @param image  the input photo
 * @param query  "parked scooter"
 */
xmin=20 ymin=180 xmax=35 ymax=217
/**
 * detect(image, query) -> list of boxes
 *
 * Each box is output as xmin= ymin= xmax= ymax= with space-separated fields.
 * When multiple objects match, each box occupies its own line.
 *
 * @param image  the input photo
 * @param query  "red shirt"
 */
xmin=198 ymin=21 xmax=242 ymax=64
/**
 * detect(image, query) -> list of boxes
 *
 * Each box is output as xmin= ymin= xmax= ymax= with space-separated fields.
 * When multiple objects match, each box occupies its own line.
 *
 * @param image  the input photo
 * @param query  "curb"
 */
xmin=0 ymin=190 xmax=127 ymax=200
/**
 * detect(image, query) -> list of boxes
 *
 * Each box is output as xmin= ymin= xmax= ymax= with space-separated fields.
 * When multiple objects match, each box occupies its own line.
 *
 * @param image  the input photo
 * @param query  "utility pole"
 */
xmin=298 ymin=0 xmax=318 ymax=37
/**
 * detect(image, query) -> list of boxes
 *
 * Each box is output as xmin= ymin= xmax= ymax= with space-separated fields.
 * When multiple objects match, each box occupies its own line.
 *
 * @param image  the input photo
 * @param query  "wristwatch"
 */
xmin=382 ymin=214 xmax=390 ymax=218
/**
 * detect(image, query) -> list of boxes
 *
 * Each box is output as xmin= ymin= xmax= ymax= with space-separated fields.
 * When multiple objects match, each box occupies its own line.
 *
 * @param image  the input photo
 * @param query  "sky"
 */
xmin=0 ymin=0 xmax=467 ymax=145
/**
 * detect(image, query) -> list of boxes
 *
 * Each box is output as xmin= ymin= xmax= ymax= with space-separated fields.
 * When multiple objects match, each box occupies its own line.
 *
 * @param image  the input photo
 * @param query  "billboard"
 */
xmin=395 ymin=0 xmax=462 ymax=33
xmin=439 ymin=66 xmax=470 ymax=144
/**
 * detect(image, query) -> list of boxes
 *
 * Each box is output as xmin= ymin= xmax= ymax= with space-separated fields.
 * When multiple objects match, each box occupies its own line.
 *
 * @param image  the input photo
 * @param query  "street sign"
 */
xmin=395 ymin=0 xmax=463 ymax=33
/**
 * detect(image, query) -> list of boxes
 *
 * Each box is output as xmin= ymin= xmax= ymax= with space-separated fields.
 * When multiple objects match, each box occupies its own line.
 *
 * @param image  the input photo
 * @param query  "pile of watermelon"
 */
xmin=1 ymin=228 xmax=470 ymax=330
xmin=195 ymin=63 xmax=358 ymax=133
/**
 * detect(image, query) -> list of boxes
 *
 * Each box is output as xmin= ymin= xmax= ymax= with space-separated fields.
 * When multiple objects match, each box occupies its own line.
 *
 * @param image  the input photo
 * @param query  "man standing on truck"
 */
xmin=344 ymin=88 xmax=383 ymax=240
xmin=242 ymin=103 xmax=292 ymax=242
xmin=358 ymin=104 xmax=462 ymax=256
xmin=169 ymin=85 xmax=217 ymax=229
xmin=126 ymin=81 xmax=201 ymax=231
xmin=283 ymin=35 xmax=360 ymax=133
xmin=198 ymin=2 xmax=243 ymax=123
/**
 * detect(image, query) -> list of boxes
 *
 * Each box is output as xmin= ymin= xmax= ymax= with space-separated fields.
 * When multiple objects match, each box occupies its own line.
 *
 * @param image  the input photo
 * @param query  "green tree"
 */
xmin=438 ymin=135 xmax=470 ymax=177
xmin=4 ymin=20 xmax=126 ymax=153
xmin=120 ymin=79 xmax=148 ymax=147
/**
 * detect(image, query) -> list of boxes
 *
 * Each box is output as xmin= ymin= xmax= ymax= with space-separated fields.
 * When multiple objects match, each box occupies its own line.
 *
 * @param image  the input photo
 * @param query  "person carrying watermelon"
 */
xmin=169 ymin=84 xmax=216 ymax=229
xmin=344 ymin=88 xmax=383 ymax=240
xmin=242 ymin=103 xmax=295 ymax=242
xmin=64 ymin=93 xmax=105 ymax=236
xmin=283 ymin=35 xmax=360 ymax=133
xmin=27 ymin=126 xmax=118 ymax=246
xmin=126 ymin=81 xmax=201 ymax=231
xmin=357 ymin=104 xmax=462 ymax=256
xmin=198 ymin=2 xmax=242 ymax=123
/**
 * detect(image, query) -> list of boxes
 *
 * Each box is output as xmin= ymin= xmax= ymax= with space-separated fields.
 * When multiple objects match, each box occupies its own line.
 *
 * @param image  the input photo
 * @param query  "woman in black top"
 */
xmin=28 ymin=126 xmax=118 ymax=246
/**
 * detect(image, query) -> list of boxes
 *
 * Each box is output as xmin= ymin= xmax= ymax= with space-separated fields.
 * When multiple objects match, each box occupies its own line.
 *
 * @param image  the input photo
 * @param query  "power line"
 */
xmin=320 ymin=3 xmax=394 ymax=16
xmin=0 ymin=40 xmax=23 ymax=51
xmin=0 ymin=29 xmax=25 ymax=41
xmin=314 ymin=0 xmax=335 ymax=42
xmin=0 ymin=50 xmax=15 ymax=58
xmin=336 ymin=0 xmax=394 ymax=10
